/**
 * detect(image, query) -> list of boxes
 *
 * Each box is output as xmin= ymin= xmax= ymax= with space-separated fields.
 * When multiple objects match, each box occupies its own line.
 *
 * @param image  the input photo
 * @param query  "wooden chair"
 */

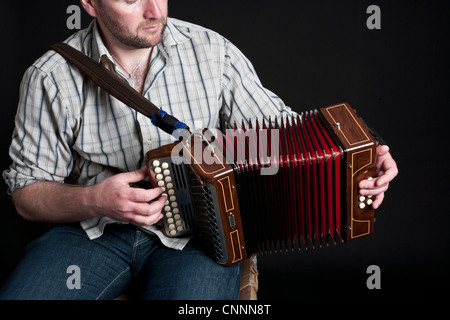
xmin=237 ymin=255 xmax=259 ymax=300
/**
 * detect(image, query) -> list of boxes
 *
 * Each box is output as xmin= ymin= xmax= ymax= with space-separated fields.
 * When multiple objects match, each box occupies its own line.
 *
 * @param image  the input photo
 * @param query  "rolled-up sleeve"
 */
xmin=3 ymin=66 xmax=75 ymax=194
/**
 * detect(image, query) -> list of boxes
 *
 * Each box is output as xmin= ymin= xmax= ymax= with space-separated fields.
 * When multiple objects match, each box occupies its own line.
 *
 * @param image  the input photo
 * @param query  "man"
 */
xmin=0 ymin=0 xmax=397 ymax=299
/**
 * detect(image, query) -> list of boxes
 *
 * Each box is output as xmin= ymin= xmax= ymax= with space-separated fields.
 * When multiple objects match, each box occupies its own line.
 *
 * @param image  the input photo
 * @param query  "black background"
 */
xmin=0 ymin=0 xmax=448 ymax=301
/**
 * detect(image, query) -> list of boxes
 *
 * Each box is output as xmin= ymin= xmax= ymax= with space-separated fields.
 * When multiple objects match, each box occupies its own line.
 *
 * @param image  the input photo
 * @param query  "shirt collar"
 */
xmin=163 ymin=18 xmax=192 ymax=46
xmin=155 ymin=18 xmax=192 ymax=59
xmin=90 ymin=20 xmax=114 ymax=64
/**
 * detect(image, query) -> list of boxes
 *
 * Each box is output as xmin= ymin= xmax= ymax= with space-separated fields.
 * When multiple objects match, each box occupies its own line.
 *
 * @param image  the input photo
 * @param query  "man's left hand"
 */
xmin=358 ymin=145 xmax=398 ymax=209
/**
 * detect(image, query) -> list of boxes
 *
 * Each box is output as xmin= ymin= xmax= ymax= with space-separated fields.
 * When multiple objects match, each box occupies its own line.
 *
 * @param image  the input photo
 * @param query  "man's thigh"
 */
xmin=0 ymin=223 xmax=132 ymax=300
xmin=137 ymin=239 xmax=241 ymax=300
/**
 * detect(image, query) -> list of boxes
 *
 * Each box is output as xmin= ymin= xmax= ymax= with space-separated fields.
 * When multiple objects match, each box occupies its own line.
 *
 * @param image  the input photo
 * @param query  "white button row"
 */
xmin=152 ymin=159 xmax=186 ymax=236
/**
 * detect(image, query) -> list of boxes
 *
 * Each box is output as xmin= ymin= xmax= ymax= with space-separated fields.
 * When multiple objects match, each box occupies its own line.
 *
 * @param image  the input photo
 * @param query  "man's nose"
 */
xmin=143 ymin=0 xmax=161 ymax=19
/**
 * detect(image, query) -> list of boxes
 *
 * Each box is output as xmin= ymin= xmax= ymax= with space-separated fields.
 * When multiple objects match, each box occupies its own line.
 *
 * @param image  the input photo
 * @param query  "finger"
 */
xmin=360 ymin=181 xmax=389 ymax=196
xmin=376 ymin=145 xmax=390 ymax=156
xmin=372 ymin=192 xmax=384 ymax=210
xmin=128 ymin=187 xmax=163 ymax=203
xmin=120 ymin=168 xmax=148 ymax=184
xmin=122 ymin=194 xmax=166 ymax=226
xmin=359 ymin=178 xmax=373 ymax=190
xmin=128 ymin=193 xmax=167 ymax=217
xmin=359 ymin=169 xmax=392 ymax=189
xmin=378 ymin=163 xmax=398 ymax=186
xmin=359 ymin=176 xmax=380 ymax=190
xmin=360 ymin=165 xmax=397 ymax=190
xmin=128 ymin=212 xmax=164 ymax=227
xmin=147 ymin=193 xmax=168 ymax=213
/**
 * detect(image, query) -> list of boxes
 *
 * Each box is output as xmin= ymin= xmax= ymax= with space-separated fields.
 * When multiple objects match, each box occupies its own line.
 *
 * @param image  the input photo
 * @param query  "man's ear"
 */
xmin=80 ymin=0 xmax=98 ymax=18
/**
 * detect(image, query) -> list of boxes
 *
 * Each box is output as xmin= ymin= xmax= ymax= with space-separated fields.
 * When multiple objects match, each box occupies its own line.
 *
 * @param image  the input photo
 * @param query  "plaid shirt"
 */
xmin=3 ymin=18 xmax=291 ymax=248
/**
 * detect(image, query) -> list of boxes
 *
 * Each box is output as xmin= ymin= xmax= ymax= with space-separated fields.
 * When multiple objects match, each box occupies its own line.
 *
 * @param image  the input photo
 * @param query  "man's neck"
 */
xmin=99 ymin=27 xmax=150 ymax=72
xmin=99 ymin=30 xmax=154 ymax=93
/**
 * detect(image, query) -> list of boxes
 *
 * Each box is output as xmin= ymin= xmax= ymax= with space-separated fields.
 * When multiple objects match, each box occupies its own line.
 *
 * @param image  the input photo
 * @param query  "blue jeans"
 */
xmin=0 ymin=223 xmax=241 ymax=300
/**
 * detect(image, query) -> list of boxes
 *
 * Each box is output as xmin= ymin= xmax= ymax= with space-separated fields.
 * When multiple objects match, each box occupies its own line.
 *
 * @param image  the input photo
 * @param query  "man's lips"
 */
xmin=142 ymin=21 xmax=161 ymax=32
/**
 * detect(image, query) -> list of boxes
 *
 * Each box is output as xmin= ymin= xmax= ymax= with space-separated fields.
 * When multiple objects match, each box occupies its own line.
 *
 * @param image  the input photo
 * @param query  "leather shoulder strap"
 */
xmin=49 ymin=42 xmax=189 ymax=137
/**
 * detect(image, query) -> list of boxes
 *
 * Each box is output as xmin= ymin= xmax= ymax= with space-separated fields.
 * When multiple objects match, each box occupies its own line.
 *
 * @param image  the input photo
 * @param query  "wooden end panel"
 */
xmin=346 ymin=147 xmax=376 ymax=241
xmin=183 ymin=135 xmax=247 ymax=265
xmin=145 ymin=143 xmax=178 ymax=165
xmin=212 ymin=173 xmax=248 ymax=265
xmin=319 ymin=103 xmax=377 ymax=241
xmin=320 ymin=103 xmax=373 ymax=151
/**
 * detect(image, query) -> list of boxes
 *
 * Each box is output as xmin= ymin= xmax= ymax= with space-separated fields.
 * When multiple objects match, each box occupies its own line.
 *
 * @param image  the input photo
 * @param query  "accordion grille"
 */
xmin=185 ymin=165 xmax=226 ymax=263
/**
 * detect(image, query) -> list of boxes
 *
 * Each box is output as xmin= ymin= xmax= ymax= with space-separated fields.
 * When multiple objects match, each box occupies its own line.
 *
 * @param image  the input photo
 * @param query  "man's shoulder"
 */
xmin=167 ymin=17 xmax=229 ymax=44
xmin=168 ymin=17 xmax=214 ymax=32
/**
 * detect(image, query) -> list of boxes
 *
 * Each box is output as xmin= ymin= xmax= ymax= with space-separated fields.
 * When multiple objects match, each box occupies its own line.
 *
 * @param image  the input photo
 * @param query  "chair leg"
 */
xmin=238 ymin=255 xmax=259 ymax=300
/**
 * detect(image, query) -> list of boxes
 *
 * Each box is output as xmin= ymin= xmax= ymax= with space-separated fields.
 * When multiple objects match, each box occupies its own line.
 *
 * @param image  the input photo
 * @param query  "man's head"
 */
xmin=80 ymin=0 xmax=168 ymax=49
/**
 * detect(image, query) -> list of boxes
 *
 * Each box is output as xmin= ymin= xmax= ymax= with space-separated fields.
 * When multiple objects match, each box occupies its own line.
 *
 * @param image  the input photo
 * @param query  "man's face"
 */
xmin=95 ymin=0 xmax=168 ymax=48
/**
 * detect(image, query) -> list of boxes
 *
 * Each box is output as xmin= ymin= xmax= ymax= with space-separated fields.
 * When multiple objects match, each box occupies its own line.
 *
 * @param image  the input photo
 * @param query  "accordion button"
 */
xmin=176 ymin=220 xmax=182 ymax=226
xmin=163 ymin=169 xmax=170 ymax=176
xmin=157 ymin=181 xmax=165 ymax=187
xmin=166 ymin=212 xmax=172 ymax=218
xmin=367 ymin=199 xmax=373 ymax=206
xmin=170 ymin=196 xmax=176 ymax=202
xmin=177 ymin=226 xmax=184 ymax=232
xmin=359 ymin=202 xmax=366 ymax=209
xmin=170 ymin=229 xmax=177 ymax=236
xmin=359 ymin=196 xmax=366 ymax=202
xmin=152 ymin=160 xmax=160 ymax=167
xmin=154 ymin=167 xmax=162 ymax=174
xmin=162 ymin=162 xmax=169 ymax=169
xmin=167 ymin=183 xmax=174 ymax=189
xmin=174 ymin=214 xmax=181 ymax=220
xmin=169 ymin=224 xmax=175 ymax=230
xmin=168 ymin=189 xmax=175 ymax=195
xmin=156 ymin=174 xmax=163 ymax=180
xmin=171 ymin=202 xmax=178 ymax=208
xmin=167 ymin=218 xmax=174 ymax=224
xmin=164 ymin=206 xmax=171 ymax=212
xmin=173 ymin=208 xmax=179 ymax=214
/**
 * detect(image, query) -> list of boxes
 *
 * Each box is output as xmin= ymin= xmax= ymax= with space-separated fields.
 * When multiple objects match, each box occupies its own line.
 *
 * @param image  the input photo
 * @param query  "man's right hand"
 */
xmin=89 ymin=168 xmax=166 ymax=227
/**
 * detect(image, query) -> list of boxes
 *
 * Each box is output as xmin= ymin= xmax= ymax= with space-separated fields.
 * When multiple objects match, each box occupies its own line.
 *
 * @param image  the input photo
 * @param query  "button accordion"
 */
xmin=145 ymin=103 xmax=378 ymax=265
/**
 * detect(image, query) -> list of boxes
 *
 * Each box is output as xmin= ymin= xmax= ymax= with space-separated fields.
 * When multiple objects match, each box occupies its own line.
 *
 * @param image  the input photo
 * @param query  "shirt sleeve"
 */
xmin=219 ymin=39 xmax=294 ymax=128
xmin=3 ymin=66 xmax=75 ymax=194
